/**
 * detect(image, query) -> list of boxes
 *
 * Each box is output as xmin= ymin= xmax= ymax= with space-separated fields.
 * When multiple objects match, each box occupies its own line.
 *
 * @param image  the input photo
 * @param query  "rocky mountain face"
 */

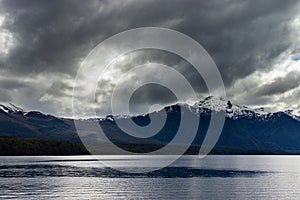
xmin=1 ymin=97 xmax=300 ymax=154
xmin=0 ymin=104 xmax=80 ymax=143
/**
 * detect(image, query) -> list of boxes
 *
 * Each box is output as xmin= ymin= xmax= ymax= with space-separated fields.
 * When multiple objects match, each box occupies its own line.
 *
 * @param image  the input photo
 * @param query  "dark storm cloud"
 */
xmin=46 ymin=81 xmax=73 ymax=97
xmin=0 ymin=0 xmax=105 ymax=76
xmin=0 ymin=0 xmax=181 ymax=76
xmin=255 ymin=71 xmax=300 ymax=97
xmin=0 ymin=0 xmax=299 ymax=116
xmin=0 ymin=79 xmax=29 ymax=90
xmin=0 ymin=89 xmax=11 ymax=102
xmin=177 ymin=0 xmax=297 ymax=86
xmin=1 ymin=0 xmax=297 ymax=80
xmin=129 ymin=83 xmax=178 ymax=114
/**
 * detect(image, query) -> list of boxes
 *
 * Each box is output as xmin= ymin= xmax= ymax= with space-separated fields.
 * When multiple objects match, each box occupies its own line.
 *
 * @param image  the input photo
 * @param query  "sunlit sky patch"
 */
xmin=291 ymin=53 xmax=300 ymax=61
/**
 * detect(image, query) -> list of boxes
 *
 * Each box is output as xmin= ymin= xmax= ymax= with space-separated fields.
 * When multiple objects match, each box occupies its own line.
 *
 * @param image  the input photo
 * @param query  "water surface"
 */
xmin=0 ymin=155 xmax=299 ymax=199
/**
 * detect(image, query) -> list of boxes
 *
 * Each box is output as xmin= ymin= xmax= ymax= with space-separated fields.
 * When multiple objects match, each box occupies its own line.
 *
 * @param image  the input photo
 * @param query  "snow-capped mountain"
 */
xmin=191 ymin=96 xmax=299 ymax=121
xmin=107 ymin=96 xmax=298 ymax=122
xmin=0 ymin=103 xmax=25 ymax=114
xmin=0 ymin=103 xmax=80 ymax=143
xmin=0 ymin=97 xmax=300 ymax=154
xmin=1 ymin=97 xmax=298 ymax=121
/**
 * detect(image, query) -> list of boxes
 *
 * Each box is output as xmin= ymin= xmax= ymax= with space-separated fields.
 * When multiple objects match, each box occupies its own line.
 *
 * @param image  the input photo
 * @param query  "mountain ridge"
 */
xmin=1 ymin=96 xmax=299 ymax=121
xmin=0 ymin=97 xmax=300 ymax=155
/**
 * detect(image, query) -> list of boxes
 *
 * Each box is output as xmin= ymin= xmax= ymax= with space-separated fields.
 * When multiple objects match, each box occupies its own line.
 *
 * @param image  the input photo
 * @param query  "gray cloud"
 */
xmin=0 ymin=89 xmax=11 ymax=102
xmin=0 ymin=79 xmax=29 ymax=90
xmin=1 ymin=0 xmax=297 ymax=79
xmin=129 ymin=83 xmax=178 ymax=114
xmin=255 ymin=71 xmax=300 ymax=97
xmin=46 ymin=81 xmax=73 ymax=97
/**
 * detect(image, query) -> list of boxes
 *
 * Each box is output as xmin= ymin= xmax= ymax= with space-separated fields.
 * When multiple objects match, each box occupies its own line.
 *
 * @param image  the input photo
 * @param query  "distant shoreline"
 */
xmin=0 ymin=136 xmax=88 ymax=156
xmin=1 ymin=136 xmax=299 ymax=156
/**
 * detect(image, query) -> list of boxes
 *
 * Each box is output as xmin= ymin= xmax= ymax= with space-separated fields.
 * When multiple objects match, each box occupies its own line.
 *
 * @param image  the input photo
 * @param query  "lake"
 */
xmin=0 ymin=155 xmax=299 ymax=199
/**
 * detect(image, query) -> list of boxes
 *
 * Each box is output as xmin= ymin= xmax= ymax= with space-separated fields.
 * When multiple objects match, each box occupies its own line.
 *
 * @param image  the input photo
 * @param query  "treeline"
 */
xmin=0 ymin=136 xmax=89 ymax=156
xmin=0 ymin=136 xmax=298 ymax=156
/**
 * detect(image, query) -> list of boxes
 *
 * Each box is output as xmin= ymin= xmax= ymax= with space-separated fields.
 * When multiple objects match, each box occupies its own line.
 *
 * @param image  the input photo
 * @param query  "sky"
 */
xmin=0 ymin=0 xmax=300 ymax=117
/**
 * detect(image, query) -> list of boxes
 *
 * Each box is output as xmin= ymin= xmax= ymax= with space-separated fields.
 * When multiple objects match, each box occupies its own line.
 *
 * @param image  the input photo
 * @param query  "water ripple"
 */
xmin=0 ymin=164 xmax=269 ymax=178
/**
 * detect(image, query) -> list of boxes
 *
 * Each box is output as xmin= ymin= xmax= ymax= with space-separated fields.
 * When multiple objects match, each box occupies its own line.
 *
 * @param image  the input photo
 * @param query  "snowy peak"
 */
xmin=193 ymin=96 xmax=228 ymax=112
xmin=0 ymin=99 xmax=299 ymax=122
xmin=284 ymin=110 xmax=300 ymax=121
xmin=0 ymin=103 xmax=24 ymax=114
xmin=191 ymin=96 xmax=299 ymax=120
xmin=193 ymin=96 xmax=245 ymax=114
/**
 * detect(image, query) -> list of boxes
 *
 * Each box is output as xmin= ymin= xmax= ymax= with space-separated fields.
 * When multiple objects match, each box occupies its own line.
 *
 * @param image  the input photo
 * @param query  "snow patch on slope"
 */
xmin=0 ymin=103 xmax=25 ymax=114
xmin=191 ymin=96 xmax=299 ymax=120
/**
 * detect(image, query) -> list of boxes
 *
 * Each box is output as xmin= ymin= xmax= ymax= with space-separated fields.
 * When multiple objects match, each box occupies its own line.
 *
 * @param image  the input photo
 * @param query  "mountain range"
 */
xmin=0 ymin=96 xmax=299 ymax=155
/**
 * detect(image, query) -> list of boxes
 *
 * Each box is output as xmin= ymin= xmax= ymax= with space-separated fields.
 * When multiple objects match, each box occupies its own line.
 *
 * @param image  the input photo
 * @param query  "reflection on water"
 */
xmin=0 ymin=155 xmax=299 ymax=199
xmin=0 ymin=164 xmax=268 ymax=178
